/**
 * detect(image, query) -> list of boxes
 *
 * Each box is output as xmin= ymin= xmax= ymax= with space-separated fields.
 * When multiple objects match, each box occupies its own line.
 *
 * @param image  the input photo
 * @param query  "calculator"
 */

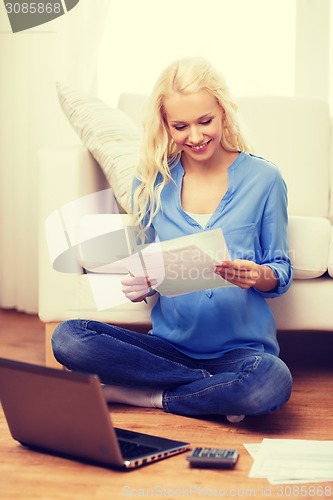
xmin=187 ymin=447 xmax=239 ymax=468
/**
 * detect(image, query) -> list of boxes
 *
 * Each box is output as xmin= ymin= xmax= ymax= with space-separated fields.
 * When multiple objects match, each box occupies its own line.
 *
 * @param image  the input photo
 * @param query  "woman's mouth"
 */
xmin=187 ymin=140 xmax=212 ymax=153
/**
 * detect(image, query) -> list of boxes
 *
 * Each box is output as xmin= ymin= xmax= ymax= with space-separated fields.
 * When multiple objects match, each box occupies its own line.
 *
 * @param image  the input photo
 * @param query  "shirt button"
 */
xmin=205 ymin=289 xmax=213 ymax=298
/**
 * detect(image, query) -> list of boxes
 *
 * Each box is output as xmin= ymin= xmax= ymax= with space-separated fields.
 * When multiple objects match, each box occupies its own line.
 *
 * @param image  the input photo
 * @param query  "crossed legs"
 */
xmin=52 ymin=320 xmax=292 ymax=419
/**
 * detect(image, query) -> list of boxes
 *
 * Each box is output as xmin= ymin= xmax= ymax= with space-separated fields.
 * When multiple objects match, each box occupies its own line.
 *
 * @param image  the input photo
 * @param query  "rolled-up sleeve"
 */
xmin=255 ymin=170 xmax=293 ymax=298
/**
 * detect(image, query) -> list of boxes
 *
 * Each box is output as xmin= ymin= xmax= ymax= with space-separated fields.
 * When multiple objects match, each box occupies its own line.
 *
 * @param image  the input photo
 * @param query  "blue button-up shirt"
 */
xmin=135 ymin=152 xmax=293 ymax=358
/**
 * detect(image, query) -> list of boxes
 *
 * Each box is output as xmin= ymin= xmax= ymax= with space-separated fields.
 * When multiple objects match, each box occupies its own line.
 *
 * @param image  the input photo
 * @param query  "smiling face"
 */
xmin=163 ymin=89 xmax=225 ymax=165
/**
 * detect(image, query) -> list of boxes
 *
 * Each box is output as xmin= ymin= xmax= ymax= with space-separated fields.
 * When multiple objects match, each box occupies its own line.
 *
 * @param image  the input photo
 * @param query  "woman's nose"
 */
xmin=188 ymin=126 xmax=203 ymax=144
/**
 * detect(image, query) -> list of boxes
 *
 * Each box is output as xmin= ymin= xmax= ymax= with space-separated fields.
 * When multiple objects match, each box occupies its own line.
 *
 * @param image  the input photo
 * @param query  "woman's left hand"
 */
xmin=214 ymin=259 xmax=278 ymax=292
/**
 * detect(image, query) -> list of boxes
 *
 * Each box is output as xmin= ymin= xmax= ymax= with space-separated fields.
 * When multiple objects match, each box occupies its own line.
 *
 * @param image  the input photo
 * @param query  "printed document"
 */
xmin=122 ymin=228 xmax=235 ymax=297
xmin=244 ymin=439 xmax=333 ymax=484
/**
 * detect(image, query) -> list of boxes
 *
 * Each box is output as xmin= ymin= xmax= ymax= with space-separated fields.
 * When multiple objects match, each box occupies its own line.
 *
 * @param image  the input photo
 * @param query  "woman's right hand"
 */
xmin=121 ymin=274 xmax=157 ymax=302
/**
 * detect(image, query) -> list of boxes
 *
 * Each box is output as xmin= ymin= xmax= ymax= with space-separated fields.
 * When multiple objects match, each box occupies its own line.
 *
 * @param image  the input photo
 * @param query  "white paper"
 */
xmin=243 ymin=443 xmax=261 ymax=460
xmin=245 ymin=440 xmax=333 ymax=485
xmin=123 ymin=228 xmax=235 ymax=297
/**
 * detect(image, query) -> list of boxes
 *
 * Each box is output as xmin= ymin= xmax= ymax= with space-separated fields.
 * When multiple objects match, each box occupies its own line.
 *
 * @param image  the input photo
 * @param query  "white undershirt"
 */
xmin=184 ymin=211 xmax=213 ymax=228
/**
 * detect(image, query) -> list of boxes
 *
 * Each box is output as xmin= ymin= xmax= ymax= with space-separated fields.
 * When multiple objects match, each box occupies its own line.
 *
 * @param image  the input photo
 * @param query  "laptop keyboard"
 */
xmin=118 ymin=439 xmax=159 ymax=459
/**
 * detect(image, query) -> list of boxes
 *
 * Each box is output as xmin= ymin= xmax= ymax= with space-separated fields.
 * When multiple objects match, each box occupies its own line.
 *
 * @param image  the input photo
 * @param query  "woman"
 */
xmin=52 ymin=57 xmax=293 ymax=422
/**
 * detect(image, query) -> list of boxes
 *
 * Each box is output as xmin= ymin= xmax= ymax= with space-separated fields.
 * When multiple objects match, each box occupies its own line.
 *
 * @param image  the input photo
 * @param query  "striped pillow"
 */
xmin=57 ymin=83 xmax=140 ymax=213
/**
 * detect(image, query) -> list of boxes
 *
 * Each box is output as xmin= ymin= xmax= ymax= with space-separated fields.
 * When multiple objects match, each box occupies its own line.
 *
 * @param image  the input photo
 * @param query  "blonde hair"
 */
xmin=132 ymin=56 xmax=252 ymax=241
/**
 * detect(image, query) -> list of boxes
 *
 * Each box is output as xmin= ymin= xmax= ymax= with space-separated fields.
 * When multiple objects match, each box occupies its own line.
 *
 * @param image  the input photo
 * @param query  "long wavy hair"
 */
xmin=132 ymin=56 xmax=252 ymax=242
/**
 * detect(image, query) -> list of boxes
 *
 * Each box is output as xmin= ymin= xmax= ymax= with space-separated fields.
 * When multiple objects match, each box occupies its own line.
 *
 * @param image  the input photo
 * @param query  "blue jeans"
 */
xmin=52 ymin=320 xmax=292 ymax=417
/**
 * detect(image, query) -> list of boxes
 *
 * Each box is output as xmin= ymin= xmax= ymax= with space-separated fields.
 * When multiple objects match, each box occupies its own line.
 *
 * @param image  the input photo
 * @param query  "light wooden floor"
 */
xmin=0 ymin=309 xmax=333 ymax=500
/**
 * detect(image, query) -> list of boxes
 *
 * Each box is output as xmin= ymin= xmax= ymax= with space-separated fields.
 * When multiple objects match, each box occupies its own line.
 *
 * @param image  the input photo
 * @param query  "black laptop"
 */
xmin=0 ymin=358 xmax=190 ymax=470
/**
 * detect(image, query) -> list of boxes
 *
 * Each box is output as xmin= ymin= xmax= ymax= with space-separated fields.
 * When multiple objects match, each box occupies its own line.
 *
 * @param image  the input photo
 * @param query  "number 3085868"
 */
xmin=5 ymin=3 xmax=62 ymax=14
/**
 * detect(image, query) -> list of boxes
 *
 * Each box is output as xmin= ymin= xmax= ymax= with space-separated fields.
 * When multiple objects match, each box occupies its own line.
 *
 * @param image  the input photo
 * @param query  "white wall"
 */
xmin=97 ymin=0 xmax=297 ymax=106
xmin=295 ymin=0 xmax=330 ymax=102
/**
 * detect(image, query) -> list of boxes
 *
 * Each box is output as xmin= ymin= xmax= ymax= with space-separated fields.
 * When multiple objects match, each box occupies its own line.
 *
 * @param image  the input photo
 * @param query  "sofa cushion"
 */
xmin=268 ymin=276 xmax=333 ymax=331
xmin=57 ymin=83 xmax=140 ymax=213
xmin=288 ymin=216 xmax=331 ymax=279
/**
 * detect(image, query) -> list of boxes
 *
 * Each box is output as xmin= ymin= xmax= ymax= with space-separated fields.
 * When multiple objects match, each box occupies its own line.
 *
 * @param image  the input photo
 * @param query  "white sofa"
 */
xmin=39 ymin=93 xmax=333 ymax=367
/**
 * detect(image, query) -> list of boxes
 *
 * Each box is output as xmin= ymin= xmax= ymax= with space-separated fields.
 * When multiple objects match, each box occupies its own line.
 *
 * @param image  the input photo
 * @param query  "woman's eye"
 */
xmin=201 ymin=119 xmax=212 ymax=125
xmin=173 ymin=118 xmax=212 ymax=131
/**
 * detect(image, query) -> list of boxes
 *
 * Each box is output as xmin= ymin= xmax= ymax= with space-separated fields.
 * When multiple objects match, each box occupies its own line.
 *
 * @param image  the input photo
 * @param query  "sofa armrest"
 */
xmin=38 ymin=145 xmax=109 ymax=322
xmin=38 ymin=145 xmax=153 ymax=328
